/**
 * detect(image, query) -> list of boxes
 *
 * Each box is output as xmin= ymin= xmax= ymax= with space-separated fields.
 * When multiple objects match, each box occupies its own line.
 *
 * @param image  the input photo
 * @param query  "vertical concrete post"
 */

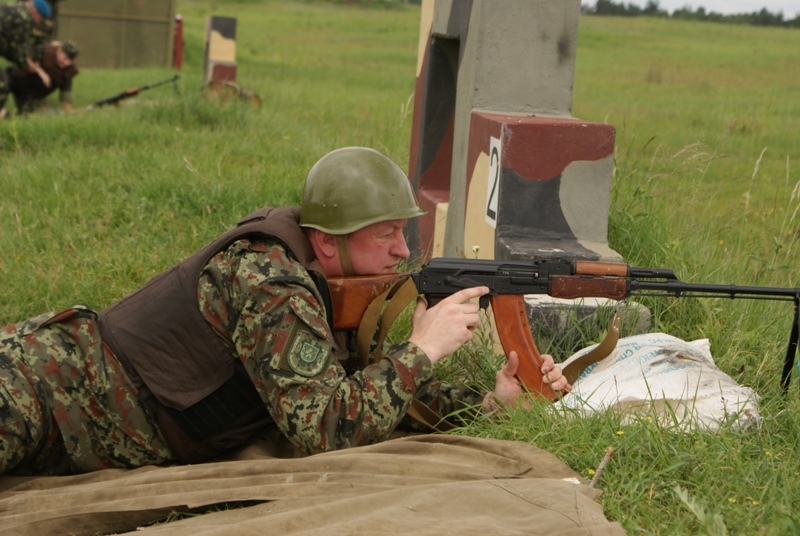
xmin=204 ymin=16 xmax=237 ymax=84
xmin=407 ymin=0 xmax=620 ymax=264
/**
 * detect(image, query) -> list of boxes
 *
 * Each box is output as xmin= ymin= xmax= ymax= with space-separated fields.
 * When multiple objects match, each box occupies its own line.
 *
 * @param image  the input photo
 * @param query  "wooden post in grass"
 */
xmin=407 ymin=0 xmax=621 ymax=265
xmin=202 ymin=16 xmax=261 ymax=106
xmin=204 ymin=16 xmax=237 ymax=84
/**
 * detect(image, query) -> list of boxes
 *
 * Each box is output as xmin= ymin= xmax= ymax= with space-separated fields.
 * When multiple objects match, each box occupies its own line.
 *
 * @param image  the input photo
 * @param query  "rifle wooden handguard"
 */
xmin=574 ymin=260 xmax=629 ymax=277
xmin=550 ymin=275 xmax=628 ymax=300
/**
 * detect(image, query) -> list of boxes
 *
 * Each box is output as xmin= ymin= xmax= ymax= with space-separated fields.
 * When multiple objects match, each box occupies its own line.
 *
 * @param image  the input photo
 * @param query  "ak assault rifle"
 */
xmin=90 ymin=74 xmax=180 ymax=109
xmin=328 ymin=258 xmax=800 ymax=401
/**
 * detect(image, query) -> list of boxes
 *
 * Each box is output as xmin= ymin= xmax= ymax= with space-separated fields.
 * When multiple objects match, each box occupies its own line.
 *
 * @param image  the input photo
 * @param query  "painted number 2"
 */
xmin=485 ymin=136 xmax=500 ymax=228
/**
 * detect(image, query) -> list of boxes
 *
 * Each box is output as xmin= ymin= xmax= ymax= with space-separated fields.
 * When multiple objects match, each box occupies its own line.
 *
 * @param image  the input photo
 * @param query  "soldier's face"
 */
xmin=55 ymin=48 xmax=73 ymax=69
xmin=347 ymin=219 xmax=410 ymax=275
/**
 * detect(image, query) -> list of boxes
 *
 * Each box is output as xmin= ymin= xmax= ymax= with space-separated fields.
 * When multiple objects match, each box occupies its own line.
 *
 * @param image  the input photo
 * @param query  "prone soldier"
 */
xmin=0 ymin=147 xmax=570 ymax=476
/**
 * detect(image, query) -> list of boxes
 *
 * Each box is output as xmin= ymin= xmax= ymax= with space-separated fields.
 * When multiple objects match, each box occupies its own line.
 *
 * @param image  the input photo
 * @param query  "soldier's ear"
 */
xmin=307 ymin=229 xmax=338 ymax=259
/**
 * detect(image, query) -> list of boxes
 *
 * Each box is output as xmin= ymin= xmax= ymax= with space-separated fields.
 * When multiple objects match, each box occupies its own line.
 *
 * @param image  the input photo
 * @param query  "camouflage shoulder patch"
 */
xmin=286 ymin=329 xmax=331 ymax=378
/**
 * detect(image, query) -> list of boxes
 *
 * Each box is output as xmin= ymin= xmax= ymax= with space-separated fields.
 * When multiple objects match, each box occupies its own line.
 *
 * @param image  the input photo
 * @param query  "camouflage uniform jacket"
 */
xmin=100 ymin=207 xmax=482 ymax=462
xmin=0 ymin=3 xmax=37 ymax=67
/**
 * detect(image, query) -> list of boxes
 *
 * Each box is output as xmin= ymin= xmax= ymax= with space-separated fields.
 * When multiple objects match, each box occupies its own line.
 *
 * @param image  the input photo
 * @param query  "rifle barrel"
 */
xmin=630 ymin=279 xmax=800 ymax=301
xmin=628 ymin=267 xmax=678 ymax=280
xmin=141 ymin=74 xmax=180 ymax=91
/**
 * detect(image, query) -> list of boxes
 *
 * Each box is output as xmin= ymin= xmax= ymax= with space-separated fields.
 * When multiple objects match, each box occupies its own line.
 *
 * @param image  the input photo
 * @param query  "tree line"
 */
xmin=582 ymin=0 xmax=800 ymax=28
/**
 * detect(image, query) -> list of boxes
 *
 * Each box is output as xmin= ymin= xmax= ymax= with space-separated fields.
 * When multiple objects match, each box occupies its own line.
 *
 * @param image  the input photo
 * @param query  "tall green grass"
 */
xmin=574 ymin=15 xmax=800 ymax=216
xmin=2 ymin=2 xmax=800 ymax=533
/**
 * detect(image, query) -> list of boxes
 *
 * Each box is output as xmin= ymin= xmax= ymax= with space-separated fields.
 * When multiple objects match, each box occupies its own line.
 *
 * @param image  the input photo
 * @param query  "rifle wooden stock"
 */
xmin=328 ymin=273 xmax=408 ymax=331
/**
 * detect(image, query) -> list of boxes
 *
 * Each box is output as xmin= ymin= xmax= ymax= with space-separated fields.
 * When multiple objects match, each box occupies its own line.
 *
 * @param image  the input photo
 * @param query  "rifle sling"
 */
xmin=355 ymin=277 xmax=456 ymax=431
xmin=560 ymin=312 xmax=622 ymax=384
xmin=356 ymin=276 xmax=418 ymax=367
xmin=407 ymin=398 xmax=457 ymax=432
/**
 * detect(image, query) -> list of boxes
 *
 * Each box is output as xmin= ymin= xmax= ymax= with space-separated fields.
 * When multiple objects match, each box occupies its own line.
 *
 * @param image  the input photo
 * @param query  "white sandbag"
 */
xmin=554 ymin=332 xmax=761 ymax=431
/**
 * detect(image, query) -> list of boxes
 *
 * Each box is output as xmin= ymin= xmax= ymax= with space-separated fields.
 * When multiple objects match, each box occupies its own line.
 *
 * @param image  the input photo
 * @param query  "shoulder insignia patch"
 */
xmin=287 ymin=329 xmax=330 ymax=377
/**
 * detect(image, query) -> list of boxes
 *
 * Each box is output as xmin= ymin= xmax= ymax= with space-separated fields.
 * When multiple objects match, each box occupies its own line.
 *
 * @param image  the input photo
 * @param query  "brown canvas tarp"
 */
xmin=0 ymin=434 xmax=625 ymax=535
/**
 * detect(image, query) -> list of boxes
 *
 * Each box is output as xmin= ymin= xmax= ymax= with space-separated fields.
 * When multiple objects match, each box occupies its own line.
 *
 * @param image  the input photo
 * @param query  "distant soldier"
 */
xmin=0 ymin=0 xmax=52 ymax=118
xmin=8 ymin=40 xmax=79 ymax=114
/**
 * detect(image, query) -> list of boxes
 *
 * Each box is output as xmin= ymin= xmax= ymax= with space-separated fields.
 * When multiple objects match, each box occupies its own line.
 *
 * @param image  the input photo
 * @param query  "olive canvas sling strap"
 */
xmin=355 ymin=277 xmax=456 ymax=432
xmin=561 ymin=312 xmax=622 ymax=384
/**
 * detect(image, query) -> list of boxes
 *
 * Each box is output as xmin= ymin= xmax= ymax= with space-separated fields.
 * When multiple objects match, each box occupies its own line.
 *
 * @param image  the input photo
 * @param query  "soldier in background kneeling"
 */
xmin=8 ymin=39 xmax=79 ymax=114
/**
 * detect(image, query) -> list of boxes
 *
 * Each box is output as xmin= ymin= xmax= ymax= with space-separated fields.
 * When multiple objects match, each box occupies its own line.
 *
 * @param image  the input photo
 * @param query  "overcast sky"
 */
xmin=620 ymin=1 xmax=799 ymax=18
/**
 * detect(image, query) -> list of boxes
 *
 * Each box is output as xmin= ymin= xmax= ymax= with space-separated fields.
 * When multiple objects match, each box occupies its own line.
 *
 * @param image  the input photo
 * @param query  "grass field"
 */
xmin=2 ymin=2 xmax=800 ymax=533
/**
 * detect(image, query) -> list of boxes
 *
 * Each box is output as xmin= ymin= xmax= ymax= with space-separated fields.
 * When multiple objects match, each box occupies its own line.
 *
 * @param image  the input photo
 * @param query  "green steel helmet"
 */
xmin=299 ymin=147 xmax=426 ymax=235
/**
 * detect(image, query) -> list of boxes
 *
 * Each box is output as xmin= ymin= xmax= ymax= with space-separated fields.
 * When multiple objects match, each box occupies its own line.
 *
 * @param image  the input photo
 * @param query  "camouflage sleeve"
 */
xmin=59 ymin=82 xmax=71 ymax=103
xmin=59 ymin=72 xmax=73 ymax=103
xmin=1 ymin=8 xmax=35 ymax=67
xmin=29 ymin=42 xmax=44 ymax=63
xmin=31 ymin=18 xmax=55 ymax=44
xmin=197 ymin=238 xmax=435 ymax=455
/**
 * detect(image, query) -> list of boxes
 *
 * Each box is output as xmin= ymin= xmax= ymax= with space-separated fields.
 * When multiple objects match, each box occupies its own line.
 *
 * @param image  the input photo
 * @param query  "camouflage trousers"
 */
xmin=0 ymin=306 xmax=175 ymax=475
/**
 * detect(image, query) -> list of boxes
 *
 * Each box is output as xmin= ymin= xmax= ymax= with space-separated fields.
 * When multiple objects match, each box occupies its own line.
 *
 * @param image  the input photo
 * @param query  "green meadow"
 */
xmin=2 ymin=1 xmax=800 ymax=533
